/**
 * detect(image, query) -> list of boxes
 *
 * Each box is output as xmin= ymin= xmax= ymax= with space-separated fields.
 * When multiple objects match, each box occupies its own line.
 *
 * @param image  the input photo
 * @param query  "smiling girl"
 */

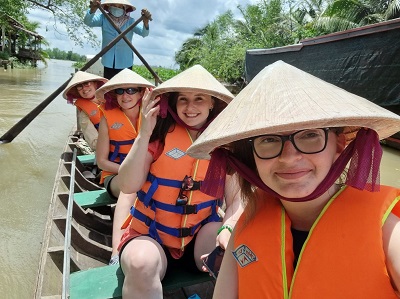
xmin=94 ymin=68 xmax=154 ymax=263
xmin=116 ymin=65 xmax=243 ymax=298
xmin=187 ymin=61 xmax=400 ymax=299
xmin=62 ymin=71 xmax=107 ymax=150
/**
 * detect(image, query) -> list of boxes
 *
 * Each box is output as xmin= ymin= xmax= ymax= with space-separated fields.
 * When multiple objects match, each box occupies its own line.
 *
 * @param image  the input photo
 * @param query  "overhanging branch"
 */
xmin=26 ymin=0 xmax=56 ymax=13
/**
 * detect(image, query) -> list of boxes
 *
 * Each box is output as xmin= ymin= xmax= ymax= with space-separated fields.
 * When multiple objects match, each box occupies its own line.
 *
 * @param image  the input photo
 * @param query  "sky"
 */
xmin=27 ymin=0 xmax=258 ymax=69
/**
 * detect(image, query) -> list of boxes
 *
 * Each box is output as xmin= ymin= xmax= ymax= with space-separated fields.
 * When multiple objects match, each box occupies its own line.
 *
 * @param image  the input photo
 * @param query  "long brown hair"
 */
xmin=227 ymin=138 xmax=261 ymax=222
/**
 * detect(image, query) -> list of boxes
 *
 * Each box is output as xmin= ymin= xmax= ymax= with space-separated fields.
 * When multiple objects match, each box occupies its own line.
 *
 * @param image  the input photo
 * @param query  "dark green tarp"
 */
xmin=245 ymin=22 xmax=400 ymax=115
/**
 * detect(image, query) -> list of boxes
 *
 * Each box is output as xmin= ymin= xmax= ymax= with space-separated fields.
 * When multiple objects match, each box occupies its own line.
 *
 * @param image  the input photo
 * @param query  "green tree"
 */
xmin=0 ymin=0 xmax=27 ymax=24
xmin=174 ymin=0 xmax=400 ymax=84
xmin=316 ymin=0 xmax=400 ymax=32
xmin=175 ymin=0 xmax=293 ymax=84
xmin=174 ymin=37 xmax=204 ymax=70
xmin=1 ymin=0 xmax=99 ymax=48
xmin=24 ymin=0 xmax=99 ymax=48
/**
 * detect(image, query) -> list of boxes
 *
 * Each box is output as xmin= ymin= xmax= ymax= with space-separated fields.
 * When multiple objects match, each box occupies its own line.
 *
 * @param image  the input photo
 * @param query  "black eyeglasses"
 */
xmin=114 ymin=88 xmax=141 ymax=95
xmin=249 ymin=128 xmax=330 ymax=159
xmin=76 ymin=82 xmax=92 ymax=91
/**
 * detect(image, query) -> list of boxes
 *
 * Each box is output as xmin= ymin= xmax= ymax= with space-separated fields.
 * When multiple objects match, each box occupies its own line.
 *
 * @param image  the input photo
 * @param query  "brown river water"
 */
xmin=0 ymin=60 xmax=399 ymax=298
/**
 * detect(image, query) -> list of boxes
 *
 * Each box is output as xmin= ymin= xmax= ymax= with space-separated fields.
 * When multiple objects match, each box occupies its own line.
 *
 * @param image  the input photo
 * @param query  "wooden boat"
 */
xmin=244 ymin=18 xmax=400 ymax=149
xmin=34 ymin=129 xmax=215 ymax=299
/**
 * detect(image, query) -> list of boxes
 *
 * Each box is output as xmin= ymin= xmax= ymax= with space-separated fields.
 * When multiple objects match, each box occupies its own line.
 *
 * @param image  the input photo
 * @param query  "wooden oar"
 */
xmin=0 ymin=16 xmax=144 ymax=144
xmin=98 ymin=6 xmax=163 ymax=85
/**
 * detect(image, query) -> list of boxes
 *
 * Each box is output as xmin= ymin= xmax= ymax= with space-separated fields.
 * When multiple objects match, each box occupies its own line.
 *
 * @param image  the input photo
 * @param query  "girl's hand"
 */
xmin=139 ymin=88 xmax=160 ymax=138
xmin=200 ymin=253 xmax=210 ymax=273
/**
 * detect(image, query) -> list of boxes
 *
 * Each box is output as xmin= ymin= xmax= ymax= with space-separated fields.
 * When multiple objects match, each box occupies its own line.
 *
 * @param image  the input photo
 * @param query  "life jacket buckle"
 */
xmin=176 ymin=194 xmax=188 ymax=206
xmin=178 ymin=227 xmax=193 ymax=238
xmin=182 ymin=175 xmax=201 ymax=191
xmin=182 ymin=204 xmax=197 ymax=214
xmin=182 ymin=175 xmax=194 ymax=190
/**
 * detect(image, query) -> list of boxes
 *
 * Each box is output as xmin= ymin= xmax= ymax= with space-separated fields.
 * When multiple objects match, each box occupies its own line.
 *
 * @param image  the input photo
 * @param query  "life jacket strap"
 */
xmin=108 ymin=139 xmax=135 ymax=162
xmin=108 ymin=152 xmax=128 ymax=165
xmin=137 ymin=190 xmax=218 ymax=215
xmin=147 ymin=173 xmax=183 ymax=188
xmin=144 ymin=173 xmax=203 ymax=206
xmin=130 ymin=206 xmax=201 ymax=239
xmin=129 ymin=206 xmax=162 ymax=243
xmin=143 ymin=173 xmax=182 ymax=207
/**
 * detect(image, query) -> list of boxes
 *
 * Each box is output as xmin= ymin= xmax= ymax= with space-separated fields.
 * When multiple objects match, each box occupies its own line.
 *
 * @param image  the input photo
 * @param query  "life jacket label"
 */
xmin=166 ymin=148 xmax=186 ymax=160
xmin=111 ymin=122 xmax=124 ymax=130
xmin=233 ymin=244 xmax=258 ymax=268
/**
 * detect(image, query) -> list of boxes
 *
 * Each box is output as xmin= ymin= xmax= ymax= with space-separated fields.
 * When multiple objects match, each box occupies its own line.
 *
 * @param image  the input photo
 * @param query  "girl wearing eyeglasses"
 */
xmin=95 ymin=68 xmax=154 ymax=264
xmin=116 ymin=65 xmax=244 ymax=298
xmin=62 ymin=71 xmax=107 ymax=151
xmin=187 ymin=61 xmax=400 ymax=299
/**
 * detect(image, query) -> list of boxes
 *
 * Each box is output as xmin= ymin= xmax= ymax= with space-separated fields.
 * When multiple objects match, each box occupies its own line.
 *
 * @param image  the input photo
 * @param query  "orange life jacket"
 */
xmin=74 ymin=98 xmax=101 ymax=129
xmin=128 ymin=125 xmax=221 ymax=251
xmin=99 ymin=105 xmax=141 ymax=183
xmin=234 ymin=185 xmax=400 ymax=299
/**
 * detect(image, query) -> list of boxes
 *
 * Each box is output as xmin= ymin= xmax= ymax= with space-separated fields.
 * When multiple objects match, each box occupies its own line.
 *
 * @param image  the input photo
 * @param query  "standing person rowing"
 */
xmin=84 ymin=0 xmax=152 ymax=79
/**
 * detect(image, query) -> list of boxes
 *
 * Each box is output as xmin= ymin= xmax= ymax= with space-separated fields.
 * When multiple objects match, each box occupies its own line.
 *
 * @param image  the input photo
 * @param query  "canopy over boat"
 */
xmin=245 ymin=18 xmax=400 ymax=115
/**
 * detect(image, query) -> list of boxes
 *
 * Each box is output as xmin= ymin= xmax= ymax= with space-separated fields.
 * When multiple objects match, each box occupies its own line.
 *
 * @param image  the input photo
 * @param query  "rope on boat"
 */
xmin=62 ymin=148 xmax=77 ymax=299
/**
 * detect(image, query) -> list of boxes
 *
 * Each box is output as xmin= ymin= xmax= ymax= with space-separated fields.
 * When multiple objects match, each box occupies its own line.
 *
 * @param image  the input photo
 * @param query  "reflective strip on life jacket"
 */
xmin=75 ymin=98 xmax=101 ymax=129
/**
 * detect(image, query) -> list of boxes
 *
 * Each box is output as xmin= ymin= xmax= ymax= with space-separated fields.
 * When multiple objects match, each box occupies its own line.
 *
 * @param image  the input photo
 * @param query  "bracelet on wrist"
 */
xmin=217 ymin=224 xmax=233 ymax=235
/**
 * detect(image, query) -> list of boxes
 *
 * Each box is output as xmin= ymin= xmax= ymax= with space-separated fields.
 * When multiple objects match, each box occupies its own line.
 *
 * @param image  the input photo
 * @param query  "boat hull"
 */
xmin=34 ymin=130 xmax=215 ymax=298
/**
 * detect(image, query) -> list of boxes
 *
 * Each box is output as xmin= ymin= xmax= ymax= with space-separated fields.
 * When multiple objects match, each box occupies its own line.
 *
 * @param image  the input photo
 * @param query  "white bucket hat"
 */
xmin=95 ymin=68 xmax=155 ymax=102
xmin=62 ymin=71 xmax=108 ymax=100
xmin=188 ymin=60 xmax=400 ymax=159
xmin=149 ymin=65 xmax=234 ymax=105
xmin=101 ymin=0 xmax=136 ymax=12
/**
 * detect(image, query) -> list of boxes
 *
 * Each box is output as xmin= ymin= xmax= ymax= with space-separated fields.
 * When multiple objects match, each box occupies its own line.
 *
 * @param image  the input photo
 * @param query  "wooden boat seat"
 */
xmin=77 ymin=154 xmax=96 ymax=165
xmin=69 ymin=264 xmax=213 ymax=299
xmin=74 ymin=190 xmax=115 ymax=208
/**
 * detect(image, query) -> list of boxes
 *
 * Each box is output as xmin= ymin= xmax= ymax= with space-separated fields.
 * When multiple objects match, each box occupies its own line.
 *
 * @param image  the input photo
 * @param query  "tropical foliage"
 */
xmin=1 ymin=0 xmax=399 ymax=78
xmin=0 ymin=0 xmax=99 ymax=48
xmin=132 ymin=65 xmax=180 ymax=82
xmin=175 ymin=0 xmax=400 ymax=84
xmin=45 ymin=48 xmax=86 ymax=62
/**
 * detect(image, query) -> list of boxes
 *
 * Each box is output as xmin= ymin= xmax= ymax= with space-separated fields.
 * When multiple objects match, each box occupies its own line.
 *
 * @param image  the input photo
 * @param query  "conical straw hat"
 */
xmin=95 ymin=68 xmax=155 ymax=102
xmin=101 ymin=0 xmax=136 ymax=12
xmin=187 ymin=60 xmax=400 ymax=159
xmin=149 ymin=65 xmax=234 ymax=104
xmin=62 ymin=71 xmax=108 ymax=99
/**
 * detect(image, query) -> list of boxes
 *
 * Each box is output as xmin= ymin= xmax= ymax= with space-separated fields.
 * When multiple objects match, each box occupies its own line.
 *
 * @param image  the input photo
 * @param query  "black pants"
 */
xmin=103 ymin=66 xmax=132 ymax=79
xmin=119 ymin=234 xmax=200 ymax=275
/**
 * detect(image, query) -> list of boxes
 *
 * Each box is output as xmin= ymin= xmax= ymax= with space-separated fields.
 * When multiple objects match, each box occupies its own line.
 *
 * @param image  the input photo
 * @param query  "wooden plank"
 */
xmin=70 ymin=265 xmax=123 ymax=299
xmin=77 ymin=154 xmax=96 ymax=165
xmin=74 ymin=190 xmax=115 ymax=208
